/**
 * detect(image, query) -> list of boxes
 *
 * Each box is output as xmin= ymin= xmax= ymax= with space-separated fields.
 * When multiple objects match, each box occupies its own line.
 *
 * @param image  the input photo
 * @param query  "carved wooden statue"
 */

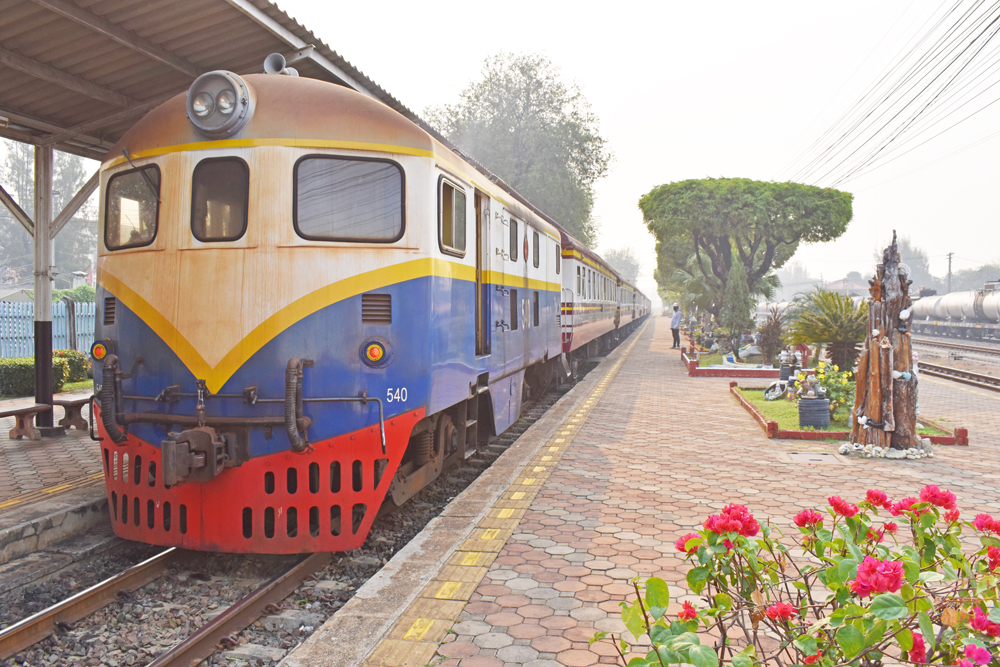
xmin=850 ymin=232 xmax=919 ymax=450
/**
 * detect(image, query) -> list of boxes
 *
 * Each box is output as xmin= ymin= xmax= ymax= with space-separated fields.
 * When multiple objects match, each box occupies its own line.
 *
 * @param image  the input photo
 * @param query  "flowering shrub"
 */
xmin=807 ymin=361 xmax=855 ymax=417
xmin=592 ymin=486 xmax=1000 ymax=667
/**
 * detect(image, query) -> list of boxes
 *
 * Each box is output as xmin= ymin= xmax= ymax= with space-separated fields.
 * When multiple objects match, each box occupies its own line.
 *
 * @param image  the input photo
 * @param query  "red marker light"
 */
xmin=365 ymin=343 xmax=384 ymax=363
xmin=91 ymin=342 xmax=108 ymax=360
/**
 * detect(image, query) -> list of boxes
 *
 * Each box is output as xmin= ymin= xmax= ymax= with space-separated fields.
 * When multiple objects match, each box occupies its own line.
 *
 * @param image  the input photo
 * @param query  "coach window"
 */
xmin=439 ymin=178 xmax=467 ymax=255
xmin=191 ymin=158 xmax=249 ymax=242
xmin=576 ymin=267 xmax=581 ymax=295
xmin=509 ymin=217 xmax=518 ymax=261
xmin=294 ymin=156 xmax=404 ymax=242
xmin=555 ymin=245 xmax=561 ymax=274
xmin=105 ymin=165 xmax=160 ymax=250
xmin=532 ymin=231 xmax=539 ymax=268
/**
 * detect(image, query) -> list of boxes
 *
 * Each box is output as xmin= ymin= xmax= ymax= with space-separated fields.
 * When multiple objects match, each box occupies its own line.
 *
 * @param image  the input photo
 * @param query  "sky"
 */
xmin=276 ymin=0 xmax=1000 ymax=306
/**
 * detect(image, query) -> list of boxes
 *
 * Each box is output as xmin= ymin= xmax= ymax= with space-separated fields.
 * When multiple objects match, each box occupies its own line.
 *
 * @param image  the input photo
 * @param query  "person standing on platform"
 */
xmin=670 ymin=303 xmax=682 ymax=348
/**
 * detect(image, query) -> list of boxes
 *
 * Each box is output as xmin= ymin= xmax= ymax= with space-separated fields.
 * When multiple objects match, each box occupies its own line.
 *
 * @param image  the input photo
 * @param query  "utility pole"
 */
xmin=947 ymin=252 xmax=953 ymax=294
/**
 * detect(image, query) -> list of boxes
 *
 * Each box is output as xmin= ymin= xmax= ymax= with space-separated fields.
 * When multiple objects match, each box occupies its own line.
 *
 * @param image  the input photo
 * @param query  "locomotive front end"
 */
xmin=92 ymin=70 xmax=440 ymax=553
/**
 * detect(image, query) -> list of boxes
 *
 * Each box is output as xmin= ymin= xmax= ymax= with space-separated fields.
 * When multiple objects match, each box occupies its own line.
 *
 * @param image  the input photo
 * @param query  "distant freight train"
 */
xmin=90 ymin=56 xmax=649 ymax=554
xmin=910 ymin=282 xmax=1000 ymax=338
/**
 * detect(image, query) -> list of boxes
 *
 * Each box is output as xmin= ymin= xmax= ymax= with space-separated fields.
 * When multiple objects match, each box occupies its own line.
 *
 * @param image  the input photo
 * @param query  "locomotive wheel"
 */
xmin=389 ymin=414 xmax=450 ymax=506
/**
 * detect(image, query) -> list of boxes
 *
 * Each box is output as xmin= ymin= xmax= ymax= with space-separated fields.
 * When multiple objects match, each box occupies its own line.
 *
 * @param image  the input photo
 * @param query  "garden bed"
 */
xmin=730 ymin=381 xmax=968 ymax=444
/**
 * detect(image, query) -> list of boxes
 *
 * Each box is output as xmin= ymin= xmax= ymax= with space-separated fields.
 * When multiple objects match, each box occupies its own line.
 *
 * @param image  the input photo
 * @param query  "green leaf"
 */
xmin=897 ymin=627 xmax=913 ymax=651
xmin=941 ymin=561 xmax=957 ymax=581
xmin=917 ymin=611 xmax=936 ymax=651
xmin=627 ymin=658 xmax=650 ymax=667
xmin=792 ymin=581 xmax=809 ymax=591
xmin=650 ymin=624 xmax=671 ymax=644
xmin=989 ymin=606 xmax=1000 ymax=624
xmin=918 ymin=571 xmax=944 ymax=583
xmin=621 ymin=601 xmax=646 ymax=640
xmin=589 ymin=631 xmax=608 ymax=645
xmin=870 ymin=593 xmax=909 ymax=620
xmin=653 ymin=646 xmax=681 ymax=664
xmin=919 ymin=513 xmax=935 ymax=529
xmin=829 ymin=608 xmax=849 ymax=628
xmin=903 ymin=560 xmax=920 ymax=584
xmin=714 ymin=592 xmax=733 ymax=611
xmin=865 ymin=619 xmax=888 ymax=647
xmin=732 ymin=654 xmax=752 ymax=667
xmin=794 ymin=635 xmax=818 ymax=655
xmin=645 ymin=578 xmax=670 ymax=620
xmin=687 ymin=566 xmax=710 ymax=595
xmin=838 ymin=525 xmax=864 ymax=563
xmin=688 ymin=644 xmax=717 ymax=667
xmin=837 ymin=625 xmax=865 ymax=658
xmin=834 ymin=558 xmax=858 ymax=585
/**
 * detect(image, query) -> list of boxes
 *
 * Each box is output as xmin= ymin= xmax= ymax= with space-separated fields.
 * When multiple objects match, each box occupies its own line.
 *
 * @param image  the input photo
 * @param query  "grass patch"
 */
xmin=738 ymin=389 xmax=950 ymax=436
xmin=696 ymin=352 xmax=724 ymax=366
xmin=62 ymin=380 xmax=94 ymax=393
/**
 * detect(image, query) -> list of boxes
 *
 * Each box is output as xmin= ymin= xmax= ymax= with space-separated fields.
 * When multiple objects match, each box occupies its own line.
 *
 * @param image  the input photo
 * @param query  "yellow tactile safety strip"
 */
xmin=0 ymin=471 xmax=105 ymax=514
xmin=362 ymin=323 xmax=647 ymax=667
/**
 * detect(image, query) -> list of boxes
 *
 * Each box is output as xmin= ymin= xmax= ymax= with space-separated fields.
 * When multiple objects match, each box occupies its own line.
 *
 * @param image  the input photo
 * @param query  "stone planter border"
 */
xmin=729 ymin=381 xmax=968 ymax=445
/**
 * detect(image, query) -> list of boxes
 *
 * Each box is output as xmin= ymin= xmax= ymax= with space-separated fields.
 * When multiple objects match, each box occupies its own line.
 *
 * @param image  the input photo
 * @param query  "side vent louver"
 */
xmin=361 ymin=294 xmax=391 ymax=324
xmin=104 ymin=297 xmax=116 ymax=325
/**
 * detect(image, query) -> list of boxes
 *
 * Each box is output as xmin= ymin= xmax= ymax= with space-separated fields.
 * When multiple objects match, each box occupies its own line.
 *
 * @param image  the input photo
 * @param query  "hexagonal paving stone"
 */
xmin=557 ymin=649 xmax=600 ymax=666
xmin=473 ymin=633 xmax=514 ymax=649
xmin=517 ymin=604 xmax=554 ymax=619
xmin=569 ymin=606 xmax=607 ymax=622
xmin=453 ymin=620 xmax=493 ymax=636
xmin=496 ymin=645 xmax=539 ymax=663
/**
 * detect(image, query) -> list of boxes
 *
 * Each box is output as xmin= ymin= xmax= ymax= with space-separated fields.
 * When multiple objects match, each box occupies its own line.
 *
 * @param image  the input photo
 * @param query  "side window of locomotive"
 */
xmin=532 ymin=231 xmax=539 ymax=268
xmin=509 ymin=218 xmax=518 ymax=261
xmin=555 ymin=244 xmax=560 ymax=274
xmin=191 ymin=158 xmax=249 ymax=242
xmin=105 ymin=165 xmax=160 ymax=250
xmin=294 ymin=156 xmax=404 ymax=242
xmin=439 ymin=179 xmax=466 ymax=255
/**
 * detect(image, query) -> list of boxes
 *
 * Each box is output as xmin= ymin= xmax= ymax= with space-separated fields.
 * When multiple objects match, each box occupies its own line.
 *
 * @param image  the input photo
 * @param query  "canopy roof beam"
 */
xmin=50 ymin=169 xmax=99 ymax=239
xmin=0 ymin=46 xmax=136 ymax=108
xmin=30 ymin=0 xmax=203 ymax=78
xmin=0 ymin=183 xmax=34 ymax=236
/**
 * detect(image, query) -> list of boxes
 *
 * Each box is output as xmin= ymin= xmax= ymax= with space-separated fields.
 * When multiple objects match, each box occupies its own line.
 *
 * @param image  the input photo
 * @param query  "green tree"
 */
xmin=426 ymin=53 xmax=612 ymax=246
xmin=720 ymin=259 xmax=754 ymax=352
xmin=603 ymin=247 xmax=640 ymax=284
xmin=892 ymin=237 xmax=942 ymax=293
xmin=0 ymin=140 xmax=97 ymax=290
xmin=785 ymin=290 xmax=867 ymax=370
xmin=639 ymin=178 xmax=853 ymax=315
xmin=953 ymin=263 xmax=1000 ymax=291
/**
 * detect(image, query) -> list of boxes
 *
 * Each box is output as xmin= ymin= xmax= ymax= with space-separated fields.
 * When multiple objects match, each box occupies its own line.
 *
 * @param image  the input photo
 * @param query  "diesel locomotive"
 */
xmin=91 ymin=60 xmax=649 ymax=553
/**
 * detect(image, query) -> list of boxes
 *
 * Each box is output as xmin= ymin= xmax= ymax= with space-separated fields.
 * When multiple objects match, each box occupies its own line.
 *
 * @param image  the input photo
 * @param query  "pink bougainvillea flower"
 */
xmin=849 ymin=556 xmax=903 ymax=597
xmin=866 ymin=489 xmax=891 ymax=508
xmin=919 ymin=484 xmax=957 ymax=510
xmin=964 ymin=645 xmax=992 ymax=666
xmin=674 ymin=533 xmax=701 ymax=554
xmin=703 ymin=504 xmax=759 ymax=537
xmin=959 ymin=659 xmax=973 ymax=667
xmin=765 ymin=601 xmax=797 ymax=621
xmin=987 ymin=546 xmax=1000 ymax=572
xmin=945 ymin=509 xmax=961 ymax=523
xmin=971 ymin=606 xmax=1000 ymax=638
xmin=890 ymin=497 xmax=927 ymax=517
xmin=909 ymin=632 xmax=926 ymax=663
xmin=828 ymin=496 xmax=859 ymax=518
xmin=884 ymin=522 xmax=898 ymax=534
xmin=866 ymin=527 xmax=885 ymax=543
xmin=973 ymin=513 xmax=1000 ymax=534
xmin=794 ymin=510 xmax=823 ymax=528
xmin=678 ymin=600 xmax=697 ymax=621
xmin=803 ymin=651 xmax=823 ymax=665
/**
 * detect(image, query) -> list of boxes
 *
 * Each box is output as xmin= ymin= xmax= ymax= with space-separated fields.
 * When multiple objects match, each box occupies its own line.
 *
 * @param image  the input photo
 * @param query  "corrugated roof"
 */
xmin=0 ymin=0 xmax=419 ymax=160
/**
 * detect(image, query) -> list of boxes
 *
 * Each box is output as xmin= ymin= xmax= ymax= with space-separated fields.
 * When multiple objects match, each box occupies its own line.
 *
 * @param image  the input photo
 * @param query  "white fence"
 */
xmin=0 ymin=301 xmax=96 ymax=358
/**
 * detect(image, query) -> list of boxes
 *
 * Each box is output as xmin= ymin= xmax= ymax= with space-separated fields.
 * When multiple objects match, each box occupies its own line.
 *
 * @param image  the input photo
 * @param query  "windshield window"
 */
xmin=105 ymin=165 xmax=160 ymax=250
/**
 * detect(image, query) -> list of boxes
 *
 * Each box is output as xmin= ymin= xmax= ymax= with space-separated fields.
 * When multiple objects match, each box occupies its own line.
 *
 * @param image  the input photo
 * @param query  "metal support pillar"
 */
xmin=33 ymin=146 xmax=59 ymax=432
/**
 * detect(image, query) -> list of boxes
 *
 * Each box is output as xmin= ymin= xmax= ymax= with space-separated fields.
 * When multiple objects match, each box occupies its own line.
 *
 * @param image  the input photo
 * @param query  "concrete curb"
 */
xmin=0 ymin=486 xmax=108 ymax=566
xmin=280 ymin=325 xmax=646 ymax=667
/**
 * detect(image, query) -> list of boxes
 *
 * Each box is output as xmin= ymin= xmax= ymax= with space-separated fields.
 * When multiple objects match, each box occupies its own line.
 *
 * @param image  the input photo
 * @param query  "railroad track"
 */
xmin=919 ymin=362 xmax=1000 ymax=391
xmin=0 ymin=547 xmax=330 ymax=665
xmin=911 ymin=336 xmax=1000 ymax=356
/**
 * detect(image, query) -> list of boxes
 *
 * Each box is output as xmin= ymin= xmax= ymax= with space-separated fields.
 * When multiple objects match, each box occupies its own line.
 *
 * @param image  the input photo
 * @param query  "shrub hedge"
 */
xmin=0 ymin=358 xmax=68 ymax=397
xmin=53 ymin=349 xmax=90 ymax=382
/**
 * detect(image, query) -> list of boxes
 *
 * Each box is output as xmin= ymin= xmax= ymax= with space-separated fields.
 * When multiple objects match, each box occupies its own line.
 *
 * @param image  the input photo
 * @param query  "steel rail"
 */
xmin=911 ymin=337 xmax=1000 ymax=356
xmin=0 ymin=548 xmax=178 ymax=659
xmin=920 ymin=362 xmax=1000 ymax=391
xmin=146 ymin=551 xmax=332 ymax=666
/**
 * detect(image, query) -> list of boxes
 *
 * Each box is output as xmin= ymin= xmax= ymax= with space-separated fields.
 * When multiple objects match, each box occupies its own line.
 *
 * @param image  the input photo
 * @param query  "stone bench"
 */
xmin=53 ymin=397 xmax=90 ymax=431
xmin=0 ymin=404 xmax=52 ymax=440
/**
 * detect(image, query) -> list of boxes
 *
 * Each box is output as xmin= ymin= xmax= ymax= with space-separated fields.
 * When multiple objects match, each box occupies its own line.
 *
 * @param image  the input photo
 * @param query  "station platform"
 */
xmin=0 ymin=390 xmax=106 ymax=565
xmin=282 ymin=317 xmax=1000 ymax=667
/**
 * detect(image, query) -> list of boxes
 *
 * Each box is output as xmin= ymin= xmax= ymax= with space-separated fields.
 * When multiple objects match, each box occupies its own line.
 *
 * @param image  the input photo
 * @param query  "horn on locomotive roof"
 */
xmin=263 ymin=53 xmax=299 ymax=77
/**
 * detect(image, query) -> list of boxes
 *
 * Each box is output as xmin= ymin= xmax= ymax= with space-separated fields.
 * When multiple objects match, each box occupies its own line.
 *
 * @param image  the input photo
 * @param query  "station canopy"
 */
xmin=0 ymin=0 xmax=421 ymax=162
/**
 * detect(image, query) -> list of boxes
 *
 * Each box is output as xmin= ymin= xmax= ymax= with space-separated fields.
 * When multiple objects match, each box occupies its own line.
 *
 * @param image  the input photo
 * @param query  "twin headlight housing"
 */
xmin=185 ymin=71 xmax=255 ymax=138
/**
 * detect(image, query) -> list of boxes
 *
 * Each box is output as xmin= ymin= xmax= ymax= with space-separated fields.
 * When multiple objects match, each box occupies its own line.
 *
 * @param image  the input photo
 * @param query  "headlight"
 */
xmin=191 ymin=92 xmax=214 ymax=117
xmin=185 ymin=71 xmax=255 ymax=138
xmin=216 ymin=89 xmax=236 ymax=115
